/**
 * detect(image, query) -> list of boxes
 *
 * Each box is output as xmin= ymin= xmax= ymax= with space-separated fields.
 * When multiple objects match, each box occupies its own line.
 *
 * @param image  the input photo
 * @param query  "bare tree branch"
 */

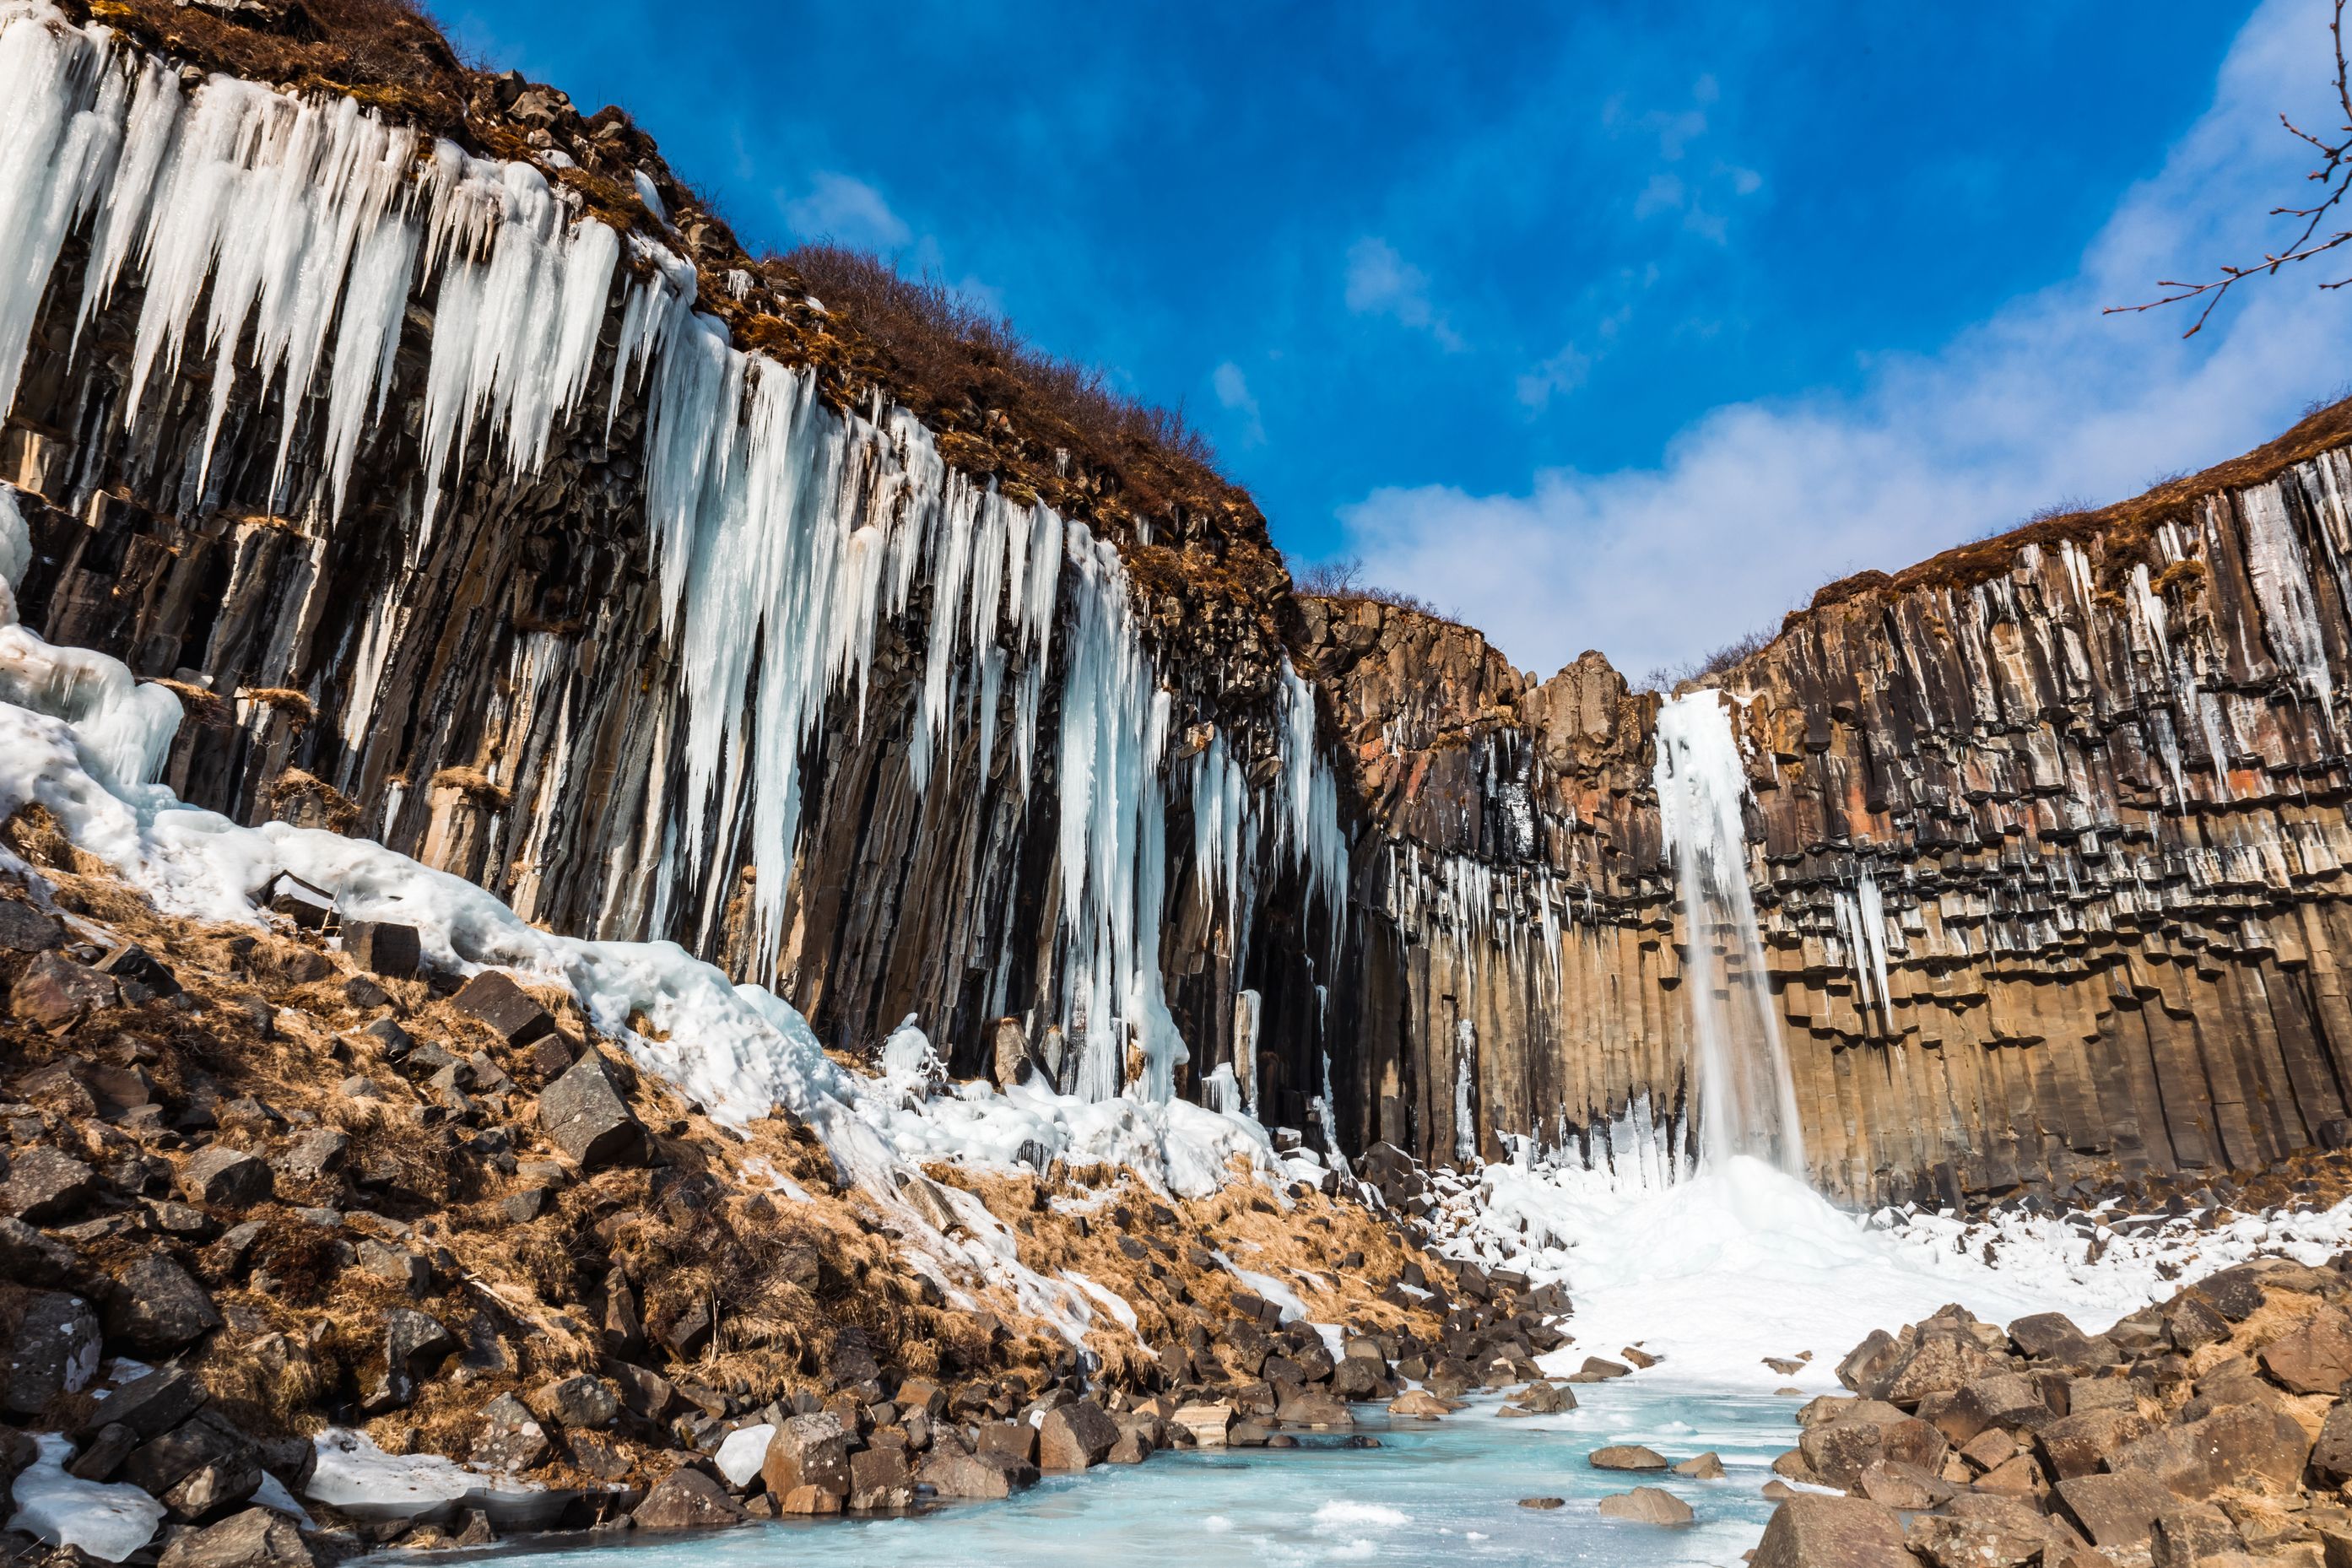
xmin=2108 ymin=0 xmax=2352 ymax=336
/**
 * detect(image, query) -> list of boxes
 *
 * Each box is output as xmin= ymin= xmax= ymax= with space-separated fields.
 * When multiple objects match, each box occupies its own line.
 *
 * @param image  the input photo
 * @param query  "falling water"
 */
xmin=1652 ymin=689 xmax=1805 ymax=1176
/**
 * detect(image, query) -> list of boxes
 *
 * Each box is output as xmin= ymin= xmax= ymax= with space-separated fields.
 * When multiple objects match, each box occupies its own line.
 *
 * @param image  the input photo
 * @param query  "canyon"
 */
xmin=7 ymin=0 xmax=2352 ymax=1226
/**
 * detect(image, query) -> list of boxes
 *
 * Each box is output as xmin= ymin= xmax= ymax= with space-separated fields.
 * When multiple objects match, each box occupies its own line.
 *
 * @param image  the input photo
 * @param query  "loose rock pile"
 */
xmin=0 ymin=841 xmax=1500 ymax=1560
xmin=1760 ymin=1252 xmax=2352 ymax=1565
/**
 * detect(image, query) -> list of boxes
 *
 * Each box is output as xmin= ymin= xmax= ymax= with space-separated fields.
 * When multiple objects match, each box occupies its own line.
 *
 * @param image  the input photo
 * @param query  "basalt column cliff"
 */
xmin=1306 ymin=410 xmax=2352 ymax=1207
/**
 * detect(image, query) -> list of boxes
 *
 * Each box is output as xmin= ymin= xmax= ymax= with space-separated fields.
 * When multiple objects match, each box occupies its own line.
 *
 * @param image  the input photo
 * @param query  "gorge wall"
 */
xmin=12 ymin=0 xmax=2352 ymax=1212
xmin=1307 ymin=408 xmax=2352 ymax=1207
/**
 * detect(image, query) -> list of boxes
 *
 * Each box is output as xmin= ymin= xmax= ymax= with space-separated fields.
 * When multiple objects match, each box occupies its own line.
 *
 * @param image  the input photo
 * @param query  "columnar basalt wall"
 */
xmin=0 ymin=7 xmax=1349 ymax=1111
xmin=1305 ymin=417 xmax=2352 ymax=1206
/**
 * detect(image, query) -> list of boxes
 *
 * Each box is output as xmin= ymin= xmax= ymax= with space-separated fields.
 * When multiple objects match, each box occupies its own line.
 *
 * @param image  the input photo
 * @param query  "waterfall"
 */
xmin=1653 ymin=689 xmax=1805 ymax=1176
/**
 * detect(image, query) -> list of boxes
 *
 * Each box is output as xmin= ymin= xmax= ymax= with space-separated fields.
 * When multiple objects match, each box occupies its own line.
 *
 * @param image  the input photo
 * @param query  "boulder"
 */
xmin=1884 ymin=1338 xmax=2007 ymax=1408
xmin=451 ymin=971 xmax=554 ymax=1045
xmin=2109 ymin=1399 xmax=2311 ymax=1499
xmin=1588 ymin=1444 xmax=1668 ymax=1471
xmin=0 ymin=1216 xmax=76 ymax=1285
xmin=342 ymin=921 xmax=420 ymax=978
xmin=1 ymin=1147 xmax=97 ymax=1223
xmin=2035 ymin=1406 xmax=2151 ymax=1481
xmin=2007 ymin=1312 xmax=2114 ymax=1369
xmin=2053 ymin=1471 xmax=2175 ymax=1550
xmin=1672 ymin=1451 xmax=1724 ymax=1479
xmin=2258 ymin=1305 xmax=2352 ymax=1396
xmin=67 ymin=1421 xmax=137 ymax=1482
xmin=157 ymin=1507 xmax=313 ymax=1567
xmin=9 ymin=951 xmax=118 ymax=1030
xmin=529 ymin=1374 xmax=619 ymax=1430
xmin=1798 ymin=1410 xmax=1949 ymax=1491
xmin=538 ymin=1056 xmax=646 ymax=1169
xmin=1039 ymin=1399 xmax=1119 ymax=1470
xmin=5 ymin=1290 xmax=99 ymax=1417
xmin=276 ymin=1130 xmax=349 ymax=1181
xmin=1511 ymin=1381 xmax=1574 ymax=1414
xmin=1931 ymin=1372 xmax=2054 ymax=1444
xmin=179 ymin=1148 xmax=272 ymax=1209
xmin=977 ymin=1421 xmax=1038 ymax=1465
xmin=372 ymin=1309 xmax=456 ymax=1408
xmin=918 ymin=1450 xmax=1037 ymax=1499
xmin=1598 ymin=1486 xmax=1695 ymax=1524
xmin=470 ymin=1394 xmax=549 ymax=1473
xmin=847 ymin=1446 xmax=911 ymax=1509
xmin=80 ymin=1368 xmax=205 ymax=1441
xmin=1905 ymin=1502 xmax=2058 ymax=1568
xmin=2311 ymin=1398 xmax=2352 ymax=1484
xmin=633 ymin=1467 xmax=745 ymax=1530
xmin=1174 ymin=1400 xmax=1236 ymax=1444
xmin=2149 ymin=1502 xmax=2243 ymax=1568
xmin=122 ymin=1410 xmax=262 ymax=1522
xmin=0 ymin=900 xmax=64 ymax=953
xmin=1273 ymin=1387 xmax=1354 ymax=1428
xmin=1751 ymin=1494 xmax=1910 ymax=1568
xmin=105 ymin=1252 xmax=221 ymax=1355
xmin=1836 ymin=1330 xmax=1902 ymax=1398
xmin=761 ymin=1412 xmax=850 ymax=1500
xmin=1571 ymin=1356 xmax=1631 ymax=1381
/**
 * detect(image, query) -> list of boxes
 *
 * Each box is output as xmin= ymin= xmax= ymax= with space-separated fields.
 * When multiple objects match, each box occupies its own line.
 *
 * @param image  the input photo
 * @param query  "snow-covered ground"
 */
xmin=1429 ymin=1149 xmax=2352 ymax=1392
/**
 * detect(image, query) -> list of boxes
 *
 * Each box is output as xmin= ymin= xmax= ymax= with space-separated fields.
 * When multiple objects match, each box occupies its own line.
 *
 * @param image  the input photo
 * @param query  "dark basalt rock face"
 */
xmin=1300 ymin=435 xmax=2352 ymax=1205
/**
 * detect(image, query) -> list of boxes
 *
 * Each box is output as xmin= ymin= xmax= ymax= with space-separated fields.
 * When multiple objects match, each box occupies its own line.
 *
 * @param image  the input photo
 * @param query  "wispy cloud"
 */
xmin=1344 ymin=236 xmax=1466 ymax=351
xmin=781 ymin=172 xmax=911 ymax=248
xmin=1343 ymin=0 xmax=2352 ymax=681
xmin=1213 ymin=360 xmax=1266 ymax=446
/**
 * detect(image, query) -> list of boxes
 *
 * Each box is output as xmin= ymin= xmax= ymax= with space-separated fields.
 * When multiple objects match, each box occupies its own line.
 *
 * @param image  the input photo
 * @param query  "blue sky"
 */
xmin=447 ymin=0 xmax=2352 ymax=677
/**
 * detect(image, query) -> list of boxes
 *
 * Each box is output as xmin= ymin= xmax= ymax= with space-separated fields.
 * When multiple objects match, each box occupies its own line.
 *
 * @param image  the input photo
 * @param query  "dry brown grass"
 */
xmin=236 ymin=686 xmax=315 ymax=729
xmin=265 ymin=766 xmax=360 ymax=832
xmin=429 ymin=765 xmax=511 ymax=811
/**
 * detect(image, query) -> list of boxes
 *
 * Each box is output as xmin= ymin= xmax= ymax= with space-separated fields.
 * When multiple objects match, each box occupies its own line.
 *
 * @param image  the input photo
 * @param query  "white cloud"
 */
xmin=781 ymin=172 xmax=911 ymax=248
xmin=1517 ymin=343 xmax=1592 ymax=410
xmin=1633 ymin=172 xmax=1685 ymax=219
xmin=1214 ymin=360 xmax=1266 ymax=446
xmin=1344 ymin=236 xmax=1466 ymax=351
xmin=1341 ymin=0 xmax=2352 ymax=683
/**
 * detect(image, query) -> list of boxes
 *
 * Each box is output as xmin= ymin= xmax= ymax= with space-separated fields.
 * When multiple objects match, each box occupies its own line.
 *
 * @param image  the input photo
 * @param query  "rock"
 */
xmin=1597 ymin=1486 xmax=1695 ymax=1525
xmin=343 ymin=921 xmax=420 ymax=978
xmin=372 ymin=1309 xmax=456 ymax=1408
xmin=2150 ymin=1502 xmax=2244 ymax=1568
xmin=123 ymin=1410 xmax=263 ymax=1522
xmin=1798 ymin=1409 xmax=1949 ymax=1491
xmin=0 ymin=1216 xmax=76 ymax=1284
xmin=1038 ymin=1399 xmax=1119 ymax=1470
xmin=1836 ymin=1330 xmax=1903 ymax=1397
xmin=5 ymin=1290 xmax=100 ymax=1415
xmin=1932 ymin=1372 xmax=2054 ymax=1444
xmin=0 ymin=900 xmax=63 ymax=953
xmin=1857 ymin=1458 xmax=1954 ymax=1510
xmin=1589 ymin=1444 xmax=1669 ymax=1471
xmin=1511 ymin=1381 xmax=1574 ymax=1414
xmin=1518 ymin=1496 xmax=1565 ymax=1509
xmin=2109 ymin=1398 xmax=2311 ymax=1499
xmin=1905 ymin=1501 xmax=2057 ymax=1568
xmin=1386 ymin=1389 xmax=1456 ymax=1418
xmin=538 ymin=1055 xmax=646 ymax=1169
xmin=761 ymin=1412 xmax=849 ymax=1500
xmin=2035 ymin=1406 xmax=2151 ymax=1481
xmin=1570 ymin=1356 xmax=1631 ymax=1381
xmin=277 ymin=1130 xmax=349 ymax=1181
xmin=157 ymin=1506 xmax=314 ymax=1567
xmin=847 ymin=1446 xmax=911 ymax=1509
xmin=918 ymin=1450 xmax=1037 ymax=1499
xmin=530 ymin=1373 xmax=619 ymax=1430
xmin=471 ymin=1394 xmax=549 ymax=1473
xmin=633 ymin=1467 xmax=745 ymax=1530
xmin=1273 ymin=1387 xmax=1354 ymax=1428
xmin=990 ymin=1017 xmax=1035 ymax=1089
xmin=2259 ymin=1305 xmax=2352 ymax=1395
xmin=10 ymin=951 xmax=118 ymax=1030
xmin=2311 ymin=1398 xmax=2352 ymax=1484
xmin=66 ymin=1420 xmax=136 ymax=1484
xmin=105 ymin=1252 xmax=221 ymax=1354
xmin=976 ymin=1422 xmax=1037 ymax=1465
xmin=1 ymin=1147 xmax=97 ymax=1222
xmin=1174 ymin=1400 xmax=1236 ymax=1444
xmin=2052 ymin=1471 xmax=2176 ymax=1550
xmin=179 ymin=1148 xmax=272 ymax=1209
xmin=80 ymin=1368 xmax=206 ymax=1441
xmin=2008 ymin=1312 xmax=2113 ymax=1368
xmin=356 ymin=1240 xmax=429 ymax=1295
xmin=1751 ymin=1494 xmax=1911 ymax=1568
xmin=1672 ymin=1451 xmax=1725 ymax=1479
xmin=451 ymin=971 xmax=554 ymax=1046
xmin=1884 ymin=1338 xmax=2006 ymax=1407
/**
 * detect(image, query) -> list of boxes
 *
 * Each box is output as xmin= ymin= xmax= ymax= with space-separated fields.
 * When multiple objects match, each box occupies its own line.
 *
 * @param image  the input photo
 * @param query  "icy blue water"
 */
xmin=440 ymin=1383 xmax=1798 ymax=1568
